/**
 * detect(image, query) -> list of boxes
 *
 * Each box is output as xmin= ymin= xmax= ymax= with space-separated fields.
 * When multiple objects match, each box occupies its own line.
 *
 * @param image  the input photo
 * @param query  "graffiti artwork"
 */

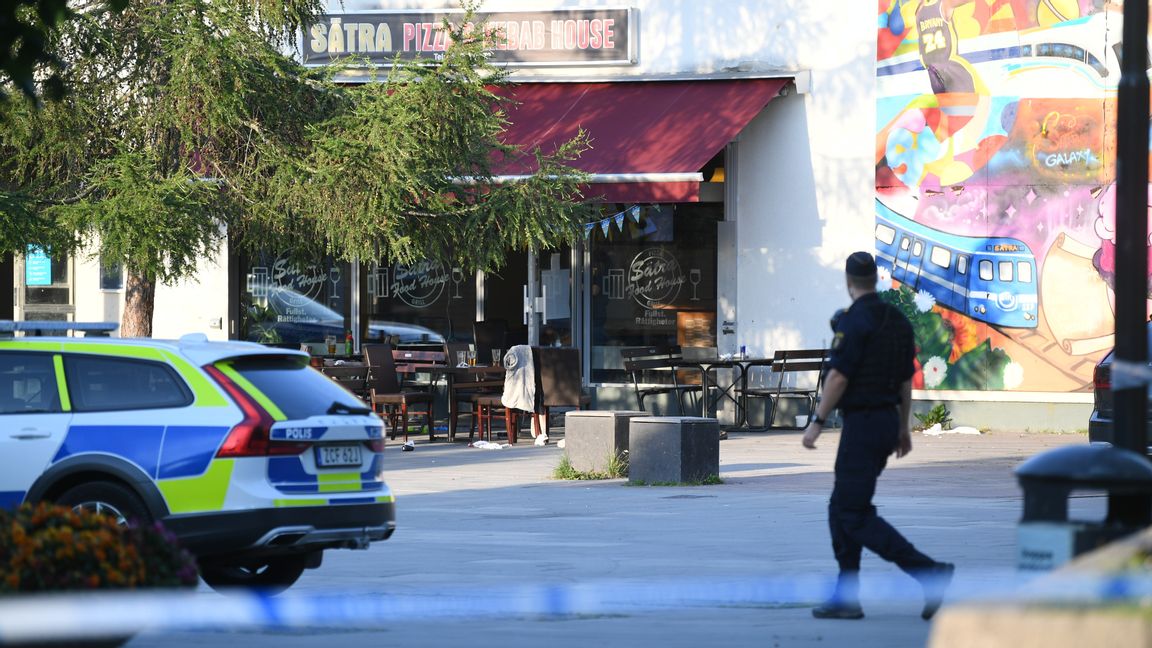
xmin=876 ymin=0 xmax=1136 ymax=392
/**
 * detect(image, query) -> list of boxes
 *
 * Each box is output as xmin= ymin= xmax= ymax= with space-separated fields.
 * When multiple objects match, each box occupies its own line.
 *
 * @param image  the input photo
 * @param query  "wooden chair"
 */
xmin=534 ymin=346 xmax=591 ymax=437
xmin=741 ymin=349 xmax=829 ymax=429
xmin=474 ymin=346 xmax=590 ymax=442
xmin=362 ymin=343 xmax=435 ymax=442
xmin=621 ymin=345 xmax=702 ymax=415
xmin=445 ymin=342 xmax=504 ymax=441
xmin=471 ymin=393 xmax=521 ymax=443
xmin=318 ymin=365 xmax=370 ymax=400
xmin=473 ymin=320 xmax=508 ymax=365
xmin=392 ymin=347 xmax=448 ymax=392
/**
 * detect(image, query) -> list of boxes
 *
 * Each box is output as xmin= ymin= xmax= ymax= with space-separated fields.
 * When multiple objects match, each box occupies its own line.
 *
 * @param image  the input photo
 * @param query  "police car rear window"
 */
xmin=226 ymin=356 xmax=365 ymax=421
xmin=63 ymin=355 xmax=193 ymax=412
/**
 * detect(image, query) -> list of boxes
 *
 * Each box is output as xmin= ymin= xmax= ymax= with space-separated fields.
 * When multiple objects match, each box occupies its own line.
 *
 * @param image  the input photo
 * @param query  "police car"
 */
xmin=0 ymin=322 xmax=395 ymax=593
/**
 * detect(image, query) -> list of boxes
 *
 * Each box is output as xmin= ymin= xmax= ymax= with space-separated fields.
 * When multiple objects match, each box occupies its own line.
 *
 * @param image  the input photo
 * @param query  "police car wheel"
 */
xmin=199 ymin=555 xmax=308 ymax=595
xmin=55 ymin=481 xmax=152 ymax=527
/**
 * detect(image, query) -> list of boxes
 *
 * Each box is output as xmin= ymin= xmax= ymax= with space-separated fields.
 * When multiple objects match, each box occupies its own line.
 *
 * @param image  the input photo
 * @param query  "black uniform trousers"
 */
xmin=829 ymin=406 xmax=934 ymax=584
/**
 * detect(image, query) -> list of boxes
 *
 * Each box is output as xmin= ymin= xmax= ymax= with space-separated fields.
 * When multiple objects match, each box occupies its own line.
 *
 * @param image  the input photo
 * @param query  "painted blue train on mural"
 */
xmin=874 ymin=200 xmax=1038 ymax=329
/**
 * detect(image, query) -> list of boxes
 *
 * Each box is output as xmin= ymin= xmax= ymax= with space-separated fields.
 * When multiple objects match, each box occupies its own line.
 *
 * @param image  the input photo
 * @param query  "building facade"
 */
xmin=37 ymin=0 xmax=1120 ymax=428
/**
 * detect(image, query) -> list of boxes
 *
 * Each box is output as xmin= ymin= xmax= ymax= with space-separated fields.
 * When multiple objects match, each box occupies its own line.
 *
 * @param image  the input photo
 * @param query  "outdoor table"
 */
xmin=675 ymin=357 xmax=773 ymax=428
xmin=396 ymin=363 xmax=505 ymax=440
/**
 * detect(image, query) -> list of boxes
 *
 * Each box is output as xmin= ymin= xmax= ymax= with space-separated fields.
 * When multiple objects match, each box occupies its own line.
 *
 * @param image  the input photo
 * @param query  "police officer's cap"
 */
xmin=845 ymin=251 xmax=877 ymax=278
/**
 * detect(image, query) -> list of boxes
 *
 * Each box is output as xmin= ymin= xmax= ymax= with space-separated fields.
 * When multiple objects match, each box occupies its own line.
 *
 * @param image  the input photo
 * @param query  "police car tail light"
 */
xmin=366 ymin=438 xmax=385 ymax=453
xmin=205 ymin=365 xmax=308 ymax=457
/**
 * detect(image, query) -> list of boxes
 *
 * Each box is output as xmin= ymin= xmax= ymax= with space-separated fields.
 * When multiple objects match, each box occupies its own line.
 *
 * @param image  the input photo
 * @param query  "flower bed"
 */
xmin=1 ymin=502 xmax=198 ymax=592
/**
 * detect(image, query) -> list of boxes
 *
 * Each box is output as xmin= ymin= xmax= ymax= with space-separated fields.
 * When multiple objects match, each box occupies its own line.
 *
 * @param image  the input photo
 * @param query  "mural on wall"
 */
xmin=875 ymin=0 xmax=1143 ymax=391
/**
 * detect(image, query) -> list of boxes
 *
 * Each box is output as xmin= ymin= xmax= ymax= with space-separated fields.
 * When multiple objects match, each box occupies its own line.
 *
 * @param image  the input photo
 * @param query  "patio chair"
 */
xmin=534 ymin=346 xmax=591 ymax=437
xmin=473 ymin=319 xmax=508 ymax=366
xmin=362 ymin=343 xmax=435 ymax=442
xmin=621 ymin=345 xmax=702 ymax=415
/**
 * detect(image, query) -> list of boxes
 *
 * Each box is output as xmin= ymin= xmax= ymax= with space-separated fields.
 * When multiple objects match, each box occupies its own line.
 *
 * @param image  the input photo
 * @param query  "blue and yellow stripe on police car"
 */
xmin=156 ymin=459 xmax=235 ymax=514
xmin=272 ymin=495 xmax=395 ymax=507
xmin=268 ymin=455 xmax=384 ymax=495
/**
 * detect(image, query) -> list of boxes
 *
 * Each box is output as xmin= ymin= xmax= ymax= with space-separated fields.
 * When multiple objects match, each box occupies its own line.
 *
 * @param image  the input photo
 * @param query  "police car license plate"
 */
xmin=315 ymin=444 xmax=363 ymax=467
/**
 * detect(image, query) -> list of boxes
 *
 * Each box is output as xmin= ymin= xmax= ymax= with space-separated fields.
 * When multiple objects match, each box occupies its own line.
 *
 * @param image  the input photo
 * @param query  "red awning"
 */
xmin=496 ymin=78 xmax=789 ymax=202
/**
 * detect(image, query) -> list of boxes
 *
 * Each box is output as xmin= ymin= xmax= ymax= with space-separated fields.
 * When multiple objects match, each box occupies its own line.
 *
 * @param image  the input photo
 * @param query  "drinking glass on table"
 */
xmin=457 ymin=350 xmax=467 ymax=367
xmin=491 ymin=349 xmax=502 ymax=367
xmin=467 ymin=349 xmax=476 ymax=366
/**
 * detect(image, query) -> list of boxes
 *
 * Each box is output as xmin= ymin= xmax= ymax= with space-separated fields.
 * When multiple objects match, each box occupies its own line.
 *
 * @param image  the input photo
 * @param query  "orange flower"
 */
xmin=938 ymin=308 xmax=983 ymax=362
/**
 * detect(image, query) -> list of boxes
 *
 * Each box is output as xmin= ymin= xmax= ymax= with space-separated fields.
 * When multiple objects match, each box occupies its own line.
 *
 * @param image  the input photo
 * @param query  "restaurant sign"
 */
xmin=302 ymin=8 xmax=635 ymax=68
xmin=392 ymin=261 xmax=449 ymax=309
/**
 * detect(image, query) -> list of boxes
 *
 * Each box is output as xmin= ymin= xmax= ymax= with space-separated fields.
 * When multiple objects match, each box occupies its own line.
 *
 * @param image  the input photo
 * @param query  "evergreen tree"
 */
xmin=0 ymin=0 xmax=590 ymax=336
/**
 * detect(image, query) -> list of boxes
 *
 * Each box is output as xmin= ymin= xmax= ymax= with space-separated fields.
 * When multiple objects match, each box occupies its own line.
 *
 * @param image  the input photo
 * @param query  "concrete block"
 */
xmin=628 ymin=417 xmax=719 ymax=484
xmin=564 ymin=410 xmax=646 ymax=473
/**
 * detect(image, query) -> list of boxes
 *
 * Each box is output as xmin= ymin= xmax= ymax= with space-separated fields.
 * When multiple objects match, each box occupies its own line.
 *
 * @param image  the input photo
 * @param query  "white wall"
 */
xmin=72 ymin=243 xmax=230 ymax=340
xmin=734 ymin=0 xmax=877 ymax=357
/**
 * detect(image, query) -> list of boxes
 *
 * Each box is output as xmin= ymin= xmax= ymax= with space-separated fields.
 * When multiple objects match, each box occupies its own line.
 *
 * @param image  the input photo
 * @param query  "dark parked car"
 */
xmin=251 ymin=287 xmax=445 ymax=346
xmin=1088 ymin=324 xmax=1152 ymax=451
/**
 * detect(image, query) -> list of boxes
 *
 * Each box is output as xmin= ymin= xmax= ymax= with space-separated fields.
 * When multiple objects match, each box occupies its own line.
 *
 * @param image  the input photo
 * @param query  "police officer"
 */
xmin=801 ymin=251 xmax=953 ymax=621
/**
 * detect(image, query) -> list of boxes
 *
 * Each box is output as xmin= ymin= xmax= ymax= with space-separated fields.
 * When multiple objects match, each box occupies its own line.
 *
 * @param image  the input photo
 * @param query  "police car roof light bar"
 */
xmin=0 ymin=321 xmax=120 ymax=338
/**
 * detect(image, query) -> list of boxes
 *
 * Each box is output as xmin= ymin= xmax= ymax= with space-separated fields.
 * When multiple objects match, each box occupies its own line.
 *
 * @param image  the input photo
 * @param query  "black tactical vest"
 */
xmin=842 ymin=297 xmax=914 ymax=408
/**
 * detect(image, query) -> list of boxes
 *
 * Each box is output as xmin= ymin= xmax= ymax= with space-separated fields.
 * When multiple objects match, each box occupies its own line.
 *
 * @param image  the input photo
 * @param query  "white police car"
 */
xmin=0 ymin=322 xmax=394 ymax=593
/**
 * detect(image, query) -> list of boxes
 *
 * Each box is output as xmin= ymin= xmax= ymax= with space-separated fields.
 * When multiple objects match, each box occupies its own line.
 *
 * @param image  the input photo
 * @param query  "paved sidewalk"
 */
xmin=126 ymin=428 xmax=1091 ymax=648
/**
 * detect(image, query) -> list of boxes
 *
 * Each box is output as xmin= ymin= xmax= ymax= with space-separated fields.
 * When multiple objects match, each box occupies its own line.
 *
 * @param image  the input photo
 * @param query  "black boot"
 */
xmin=917 ymin=562 xmax=954 ymax=620
xmin=812 ymin=571 xmax=864 ymax=620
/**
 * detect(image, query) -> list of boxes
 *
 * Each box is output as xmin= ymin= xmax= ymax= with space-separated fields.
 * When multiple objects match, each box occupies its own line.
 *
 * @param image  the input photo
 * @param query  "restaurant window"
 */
xmin=364 ymin=258 xmax=473 ymax=346
xmin=589 ymin=204 xmax=720 ymax=383
xmin=239 ymin=251 xmax=351 ymax=347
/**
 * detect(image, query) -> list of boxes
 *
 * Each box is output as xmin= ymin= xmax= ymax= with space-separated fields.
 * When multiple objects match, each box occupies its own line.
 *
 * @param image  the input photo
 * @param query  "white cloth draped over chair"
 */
xmin=501 ymin=344 xmax=535 ymax=412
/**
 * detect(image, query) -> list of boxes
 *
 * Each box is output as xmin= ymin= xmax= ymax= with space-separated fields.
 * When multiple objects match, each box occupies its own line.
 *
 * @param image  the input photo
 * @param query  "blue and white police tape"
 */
xmin=0 ymin=569 xmax=1147 ymax=644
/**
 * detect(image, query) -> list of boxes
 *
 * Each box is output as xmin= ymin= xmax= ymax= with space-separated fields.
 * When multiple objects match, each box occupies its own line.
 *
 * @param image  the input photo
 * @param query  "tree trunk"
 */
xmin=121 ymin=269 xmax=156 ymax=338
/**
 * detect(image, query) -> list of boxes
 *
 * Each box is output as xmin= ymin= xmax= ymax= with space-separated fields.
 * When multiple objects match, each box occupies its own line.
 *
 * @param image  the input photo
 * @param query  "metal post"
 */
xmin=1111 ymin=0 xmax=1151 ymax=525
xmin=527 ymin=247 xmax=540 ymax=346
xmin=351 ymin=257 xmax=360 ymax=353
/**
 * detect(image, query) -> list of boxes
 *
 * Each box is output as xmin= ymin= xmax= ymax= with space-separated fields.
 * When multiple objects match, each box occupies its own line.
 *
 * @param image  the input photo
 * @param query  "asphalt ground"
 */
xmin=112 ymin=427 xmax=1093 ymax=648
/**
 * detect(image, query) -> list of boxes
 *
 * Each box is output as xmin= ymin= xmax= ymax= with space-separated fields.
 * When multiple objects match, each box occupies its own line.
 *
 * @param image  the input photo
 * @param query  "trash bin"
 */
xmin=1015 ymin=443 xmax=1152 ymax=571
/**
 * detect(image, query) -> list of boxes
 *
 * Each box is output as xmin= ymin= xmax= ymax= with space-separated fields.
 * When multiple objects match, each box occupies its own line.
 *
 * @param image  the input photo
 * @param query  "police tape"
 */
xmin=2 ymin=569 xmax=1152 ymax=643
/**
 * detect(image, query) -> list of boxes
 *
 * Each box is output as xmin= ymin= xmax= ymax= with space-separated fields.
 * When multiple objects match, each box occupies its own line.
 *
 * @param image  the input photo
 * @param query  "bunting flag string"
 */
xmin=582 ymin=204 xmax=645 ymax=239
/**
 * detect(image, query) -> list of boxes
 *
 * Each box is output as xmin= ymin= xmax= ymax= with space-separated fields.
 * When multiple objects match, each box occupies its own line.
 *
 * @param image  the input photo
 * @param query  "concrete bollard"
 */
xmin=564 ymin=410 xmax=646 ymax=474
xmin=628 ymin=417 xmax=720 ymax=484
